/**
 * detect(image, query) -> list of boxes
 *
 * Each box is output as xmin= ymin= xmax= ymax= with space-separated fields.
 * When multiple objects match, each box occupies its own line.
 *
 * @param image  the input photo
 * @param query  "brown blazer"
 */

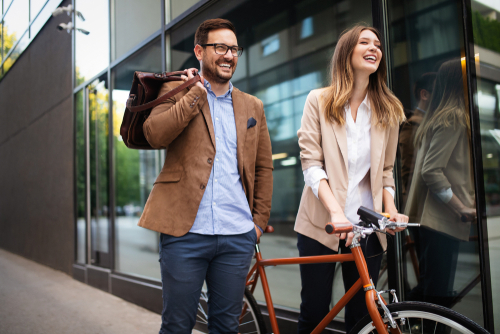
xmin=137 ymin=81 xmax=274 ymax=236
xmin=294 ymin=88 xmax=399 ymax=251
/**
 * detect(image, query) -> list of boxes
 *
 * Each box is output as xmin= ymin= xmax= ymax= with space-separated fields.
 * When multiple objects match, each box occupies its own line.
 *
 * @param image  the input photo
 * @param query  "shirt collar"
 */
xmin=204 ymin=79 xmax=233 ymax=98
xmin=361 ymin=94 xmax=371 ymax=110
xmin=416 ymin=107 xmax=426 ymax=114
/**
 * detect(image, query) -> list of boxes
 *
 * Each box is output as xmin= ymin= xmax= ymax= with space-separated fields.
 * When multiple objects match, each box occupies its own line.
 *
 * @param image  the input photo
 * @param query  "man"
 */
xmin=399 ymin=72 xmax=436 ymax=201
xmin=138 ymin=18 xmax=273 ymax=334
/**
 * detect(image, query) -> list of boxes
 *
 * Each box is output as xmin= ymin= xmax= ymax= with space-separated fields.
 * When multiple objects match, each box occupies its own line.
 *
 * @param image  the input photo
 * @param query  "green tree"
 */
xmin=472 ymin=11 xmax=500 ymax=54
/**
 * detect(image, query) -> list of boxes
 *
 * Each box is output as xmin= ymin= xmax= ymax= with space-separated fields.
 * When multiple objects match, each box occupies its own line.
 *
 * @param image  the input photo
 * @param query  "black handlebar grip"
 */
xmin=325 ymin=223 xmax=334 ymax=234
xmin=325 ymin=222 xmax=352 ymax=234
xmin=357 ymin=206 xmax=384 ymax=228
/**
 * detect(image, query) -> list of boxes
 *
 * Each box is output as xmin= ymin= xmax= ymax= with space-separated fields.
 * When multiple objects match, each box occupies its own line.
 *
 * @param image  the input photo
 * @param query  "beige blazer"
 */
xmin=404 ymin=119 xmax=474 ymax=241
xmin=294 ymin=88 xmax=399 ymax=251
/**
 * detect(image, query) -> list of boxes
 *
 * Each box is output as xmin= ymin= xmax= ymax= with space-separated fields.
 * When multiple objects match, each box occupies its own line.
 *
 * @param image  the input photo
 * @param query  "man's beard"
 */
xmin=201 ymin=56 xmax=236 ymax=84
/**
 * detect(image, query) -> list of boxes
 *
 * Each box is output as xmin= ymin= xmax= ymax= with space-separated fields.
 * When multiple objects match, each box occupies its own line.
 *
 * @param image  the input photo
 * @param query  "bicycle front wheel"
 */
xmin=195 ymin=287 xmax=267 ymax=334
xmin=349 ymin=301 xmax=488 ymax=334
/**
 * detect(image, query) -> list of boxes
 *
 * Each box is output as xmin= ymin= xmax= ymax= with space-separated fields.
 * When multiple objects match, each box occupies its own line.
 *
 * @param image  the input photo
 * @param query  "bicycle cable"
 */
xmin=364 ymin=230 xmax=393 ymax=259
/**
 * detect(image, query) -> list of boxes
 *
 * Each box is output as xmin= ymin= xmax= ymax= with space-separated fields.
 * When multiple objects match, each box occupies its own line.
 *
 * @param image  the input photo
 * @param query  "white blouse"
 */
xmin=303 ymin=95 xmax=395 ymax=225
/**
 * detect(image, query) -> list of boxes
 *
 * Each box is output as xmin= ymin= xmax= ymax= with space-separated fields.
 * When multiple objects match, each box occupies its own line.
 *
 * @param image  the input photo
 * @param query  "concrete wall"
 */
xmin=0 ymin=0 xmax=74 ymax=275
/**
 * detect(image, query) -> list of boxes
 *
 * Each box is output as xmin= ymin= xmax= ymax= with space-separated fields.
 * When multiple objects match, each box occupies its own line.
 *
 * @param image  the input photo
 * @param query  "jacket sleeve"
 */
xmin=382 ymin=124 xmax=399 ymax=190
xmin=298 ymin=91 xmax=324 ymax=171
xmin=252 ymin=100 xmax=274 ymax=231
xmin=421 ymin=124 xmax=462 ymax=192
xmin=143 ymin=83 xmax=207 ymax=148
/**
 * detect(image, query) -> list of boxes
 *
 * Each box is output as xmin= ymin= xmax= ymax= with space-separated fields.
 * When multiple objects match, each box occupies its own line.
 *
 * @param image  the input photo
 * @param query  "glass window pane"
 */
xmin=75 ymin=89 xmax=86 ymax=264
xmin=111 ymin=0 xmax=161 ymax=61
xmin=2 ymin=0 xmax=28 ymax=58
xmin=30 ymin=0 xmax=46 ymax=19
xmin=471 ymin=0 xmax=500 ymax=331
xmin=112 ymin=39 xmax=162 ymax=279
xmin=170 ymin=0 xmax=371 ymax=314
xmin=168 ymin=0 xmax=200 ymax=23
xmin=75 ymin=0 xmax=109 ymax=85
xmin=388 ymin=0 xmax=484 ymax=326
xmin=2 ymin=31 xmax=28 ymax=73
xmin=89 ymin=74 xmax=110 ymax=267
xmin=30 ymin=0 xmax=61 ymax=37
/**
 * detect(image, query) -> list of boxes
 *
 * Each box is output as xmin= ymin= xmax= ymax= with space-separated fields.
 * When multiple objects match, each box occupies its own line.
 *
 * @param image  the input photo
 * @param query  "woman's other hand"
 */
xmin=332 ymin=213 xmax=355 ymax=246
xmin=386 ymin=211 xmax=409 ymax=235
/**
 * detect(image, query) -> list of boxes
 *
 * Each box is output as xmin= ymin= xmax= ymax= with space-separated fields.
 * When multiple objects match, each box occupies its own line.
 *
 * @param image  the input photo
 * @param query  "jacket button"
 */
xmin=207 ymin=158 xmax=213 ymax=164
xmin=200 ymin=184 xmax=206 ymax=190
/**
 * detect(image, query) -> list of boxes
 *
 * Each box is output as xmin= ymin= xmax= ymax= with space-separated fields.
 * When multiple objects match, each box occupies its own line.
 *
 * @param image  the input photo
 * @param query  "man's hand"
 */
xmin=181 ymin=68 xmax=206 ymax=93
xmin=386 ymin=210 xmax=409 ymax=235
xmin=254 ymin=224 xmax=262 ymax=241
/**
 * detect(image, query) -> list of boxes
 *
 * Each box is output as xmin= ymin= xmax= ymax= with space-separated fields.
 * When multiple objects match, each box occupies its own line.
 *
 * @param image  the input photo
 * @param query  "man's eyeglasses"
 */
xmin=199 ymin=43 xmax=244 ymax=57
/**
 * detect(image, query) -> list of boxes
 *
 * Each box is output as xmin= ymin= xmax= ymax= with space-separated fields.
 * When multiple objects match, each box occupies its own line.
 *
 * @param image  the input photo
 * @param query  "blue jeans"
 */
xmin=158 ymin=230 xmax=257 ymax=334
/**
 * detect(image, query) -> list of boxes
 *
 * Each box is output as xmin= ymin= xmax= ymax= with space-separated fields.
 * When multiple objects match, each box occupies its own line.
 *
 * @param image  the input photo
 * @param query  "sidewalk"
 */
xmin=0 ymin=248 xmax=201 ymax=334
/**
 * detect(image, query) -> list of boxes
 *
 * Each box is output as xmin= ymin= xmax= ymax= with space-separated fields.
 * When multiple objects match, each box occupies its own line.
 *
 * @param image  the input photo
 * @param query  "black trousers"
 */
xmin=407 ymin=226 xmax=460 ymax=308
xmin=297 ymin=233 xmax=383 ymax=334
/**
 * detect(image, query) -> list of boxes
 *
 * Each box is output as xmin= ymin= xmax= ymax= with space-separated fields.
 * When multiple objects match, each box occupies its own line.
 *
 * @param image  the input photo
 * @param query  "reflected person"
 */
xmin=138 ymin=19 xmax=274 ymax=334
xmin=295 ymin=25 xmax=408 ymax=334
xmin=405 ymin=59 xmax=476 ymax=307
xmin=399 ymin=72 xmax=436 ymax=202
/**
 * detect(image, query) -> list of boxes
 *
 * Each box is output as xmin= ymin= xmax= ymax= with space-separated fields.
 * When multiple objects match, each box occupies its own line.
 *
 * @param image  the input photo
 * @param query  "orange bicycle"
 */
xmin=196 ymin=206 xmax=489 ymax=334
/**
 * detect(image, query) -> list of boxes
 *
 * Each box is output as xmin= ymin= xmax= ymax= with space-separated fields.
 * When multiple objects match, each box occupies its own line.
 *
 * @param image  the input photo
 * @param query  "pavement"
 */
xmin=0 ymin=248 xmax=201 ymax=334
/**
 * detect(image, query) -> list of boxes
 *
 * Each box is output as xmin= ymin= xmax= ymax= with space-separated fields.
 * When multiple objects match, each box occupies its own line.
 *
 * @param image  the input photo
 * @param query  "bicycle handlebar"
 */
xmin=325 ymin=222 xmax=352 ymax=234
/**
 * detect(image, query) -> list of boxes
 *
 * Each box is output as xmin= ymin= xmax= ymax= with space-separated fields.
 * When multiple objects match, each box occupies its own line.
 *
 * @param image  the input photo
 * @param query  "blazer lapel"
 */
xmin=331 ymin=122 xmax=349 ymax=172
xmin=370 ymin=115 xmax=386 ymax=193
xmin=200 ymin=99 xmax=216 ymax=148
xmin=231 ymin=88 xmax=248 ymax=181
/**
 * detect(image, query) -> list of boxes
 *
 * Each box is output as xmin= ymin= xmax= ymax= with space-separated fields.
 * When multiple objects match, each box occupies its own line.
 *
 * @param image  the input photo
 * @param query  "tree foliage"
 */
xmin=472 ymin=11 xmax=500 ymax=54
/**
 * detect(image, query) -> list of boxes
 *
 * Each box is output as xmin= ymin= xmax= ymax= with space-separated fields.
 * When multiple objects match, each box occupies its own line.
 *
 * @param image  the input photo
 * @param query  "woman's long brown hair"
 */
xmin=414 ymin=58 xmax=469 ymax=147
xmin=323 ymin=25 xmax=405 ymax=127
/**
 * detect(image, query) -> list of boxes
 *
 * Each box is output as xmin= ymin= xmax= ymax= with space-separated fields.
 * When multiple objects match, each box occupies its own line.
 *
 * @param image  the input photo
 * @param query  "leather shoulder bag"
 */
xmin=120 ymin=70 xmax=202 ymax=149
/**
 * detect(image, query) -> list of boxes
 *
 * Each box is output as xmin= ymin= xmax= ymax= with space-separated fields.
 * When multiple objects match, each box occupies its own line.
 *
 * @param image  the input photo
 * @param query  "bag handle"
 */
xmin=126 ymin=73 xmax=202 ymax=113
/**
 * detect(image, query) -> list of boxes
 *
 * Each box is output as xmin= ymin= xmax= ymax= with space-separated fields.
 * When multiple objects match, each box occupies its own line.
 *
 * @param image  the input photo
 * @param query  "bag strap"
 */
xmin=126 ymin=73 xmax=202 ymax=113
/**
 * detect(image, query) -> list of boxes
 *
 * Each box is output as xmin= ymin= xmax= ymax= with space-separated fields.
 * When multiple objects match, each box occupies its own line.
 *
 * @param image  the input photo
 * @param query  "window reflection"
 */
xmin=167 ymin=0 xmax=201 ymax=23
xmin=170 ymin=0 xmax=371 ymax=313
xmin=75 ymin=0 xmax=109 ymax=85
xmin=112 ymin=40 xmax=162 ymax=279
xmin=471 ymin=0 xmax=500 ymax=331
xmin=75 ymin=89 xmax=86 ymax=264
xmin=388 ymin=0 xmax=484 ymax=326
xmin=111 ymin=0 xmax=161 ymax=61
xmin=88 ymin=74 xmax=110 ymax=267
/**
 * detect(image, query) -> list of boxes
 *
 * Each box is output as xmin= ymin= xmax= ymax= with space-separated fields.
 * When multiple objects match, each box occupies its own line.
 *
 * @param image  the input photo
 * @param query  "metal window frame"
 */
xmin=461 ymin=0 xmax=495 ymax=331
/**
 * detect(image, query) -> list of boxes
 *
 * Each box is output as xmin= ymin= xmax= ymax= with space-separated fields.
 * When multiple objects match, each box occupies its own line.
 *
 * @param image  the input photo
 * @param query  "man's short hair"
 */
xmin=413 ymin=72 xmax=437 ymax=100
xmin=194 ymin=18 xmax=237 ymax=46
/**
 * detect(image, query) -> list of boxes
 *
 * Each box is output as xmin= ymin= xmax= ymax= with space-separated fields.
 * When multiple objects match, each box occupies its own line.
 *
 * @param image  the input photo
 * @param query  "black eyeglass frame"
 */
xmin=199 ymin=43 xmax=244 ymax=57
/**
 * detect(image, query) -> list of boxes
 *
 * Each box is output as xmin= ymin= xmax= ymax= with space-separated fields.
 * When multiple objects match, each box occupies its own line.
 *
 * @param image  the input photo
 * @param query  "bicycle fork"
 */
xmin=351 ymin=243 xmax=403 ymax=334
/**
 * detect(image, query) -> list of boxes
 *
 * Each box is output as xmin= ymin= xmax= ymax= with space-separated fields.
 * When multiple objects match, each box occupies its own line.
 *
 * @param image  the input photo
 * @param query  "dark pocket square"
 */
xmin=247 ymin=117 xmax=257 ymax=129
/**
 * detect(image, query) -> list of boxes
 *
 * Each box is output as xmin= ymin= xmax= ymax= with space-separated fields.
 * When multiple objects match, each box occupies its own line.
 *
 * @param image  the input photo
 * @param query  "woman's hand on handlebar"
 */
xmin=331 ymin=213 xmax=355 ymax=246
xmin=386 ymin=211 xmax=409 ymax=235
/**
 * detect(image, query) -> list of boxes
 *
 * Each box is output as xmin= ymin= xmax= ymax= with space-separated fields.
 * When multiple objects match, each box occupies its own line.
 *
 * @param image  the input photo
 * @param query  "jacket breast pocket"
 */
xmin=154 ymin=170 xmax=182 ymax=184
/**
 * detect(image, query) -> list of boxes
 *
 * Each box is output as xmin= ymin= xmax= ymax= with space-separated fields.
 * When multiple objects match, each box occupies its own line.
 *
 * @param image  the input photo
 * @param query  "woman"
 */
xmin=294 ymin=25 xmax=408 ymax=333
xmin=405 ymin=59 xmax=476 ymax=307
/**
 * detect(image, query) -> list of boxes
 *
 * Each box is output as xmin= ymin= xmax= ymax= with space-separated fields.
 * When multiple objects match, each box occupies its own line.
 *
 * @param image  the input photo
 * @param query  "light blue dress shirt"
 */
xmin=190 ymin=80 xmax=255 ymax=235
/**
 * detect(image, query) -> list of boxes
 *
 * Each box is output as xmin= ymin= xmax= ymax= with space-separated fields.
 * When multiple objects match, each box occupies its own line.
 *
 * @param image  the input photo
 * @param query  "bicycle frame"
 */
xmin=245 ymin=243 xmax=394 ymax=334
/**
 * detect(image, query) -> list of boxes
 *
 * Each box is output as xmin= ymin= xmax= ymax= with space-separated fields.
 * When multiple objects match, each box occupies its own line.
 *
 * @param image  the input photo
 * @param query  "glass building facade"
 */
xmin=3 ymin=0 xmax=497 ymax=332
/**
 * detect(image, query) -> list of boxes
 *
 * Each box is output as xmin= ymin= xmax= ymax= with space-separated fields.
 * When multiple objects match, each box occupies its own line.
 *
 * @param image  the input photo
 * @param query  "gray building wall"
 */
xmin=0 ymin=0 xmax=74 ymax=275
